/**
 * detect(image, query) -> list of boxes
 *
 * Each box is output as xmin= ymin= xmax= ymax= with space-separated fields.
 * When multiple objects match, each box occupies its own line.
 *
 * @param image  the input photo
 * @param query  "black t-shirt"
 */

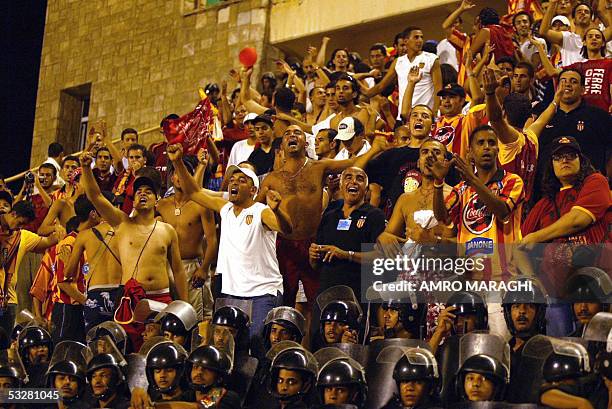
xmin=247 ymin=139 xmax=282 ymax=176
xmin=533 ymin=101 xmax=612 ymax=202
xmin=315 ymin=201 xmax=386 ymax=300
xmin=366 ymin=146 xmax=459 ymax=218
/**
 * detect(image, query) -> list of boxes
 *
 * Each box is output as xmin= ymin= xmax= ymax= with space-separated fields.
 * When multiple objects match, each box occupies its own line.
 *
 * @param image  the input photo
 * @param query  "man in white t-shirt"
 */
xmin=363 ymin=26 xmax=442 ymax=120
xmin=226 ymin=113 xmax=258 ymax=168
xmin=168 ymin=143 xmax=292 ymax=339
xmin=333 ymin=117 xmax=371 ymax=160
xmin=540 ymin=8 xmax=585 ymax=66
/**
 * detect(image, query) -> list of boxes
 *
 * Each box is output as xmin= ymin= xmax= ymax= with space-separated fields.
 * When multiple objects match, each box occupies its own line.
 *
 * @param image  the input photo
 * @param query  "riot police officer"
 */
xmin=157 ymin=300 xmax=198 ymax=348
xmin=86 ymin=337 xmax=130 ymax=409
xmin=86 ymin=321 xmax=129 ymax=355
xmin=380 ymin=347 xmax=441 ymax=409
xmin=566 ymin=267 xmax=611 ymax=337
xmin=316 ymin=357 xmax=367 ymax=408
xmin=17 ymin=325 xmax=53 ymax=387
xmin=319 ymin=301 xmax=362 ymax=346
xmin=268 ymin=342 xmax=318 ymax=409
xmin=263 ymin=307 xmax=306 ymax=350
xmin=213 ymin=303 xmax=251 ymax=353
xmin=145 ymin=340 xmax=191 ymax=402
xmin=186 ymin=345 xmax=241 ymax=409
xmin=47 ymin=341 xmax=89 ymax=409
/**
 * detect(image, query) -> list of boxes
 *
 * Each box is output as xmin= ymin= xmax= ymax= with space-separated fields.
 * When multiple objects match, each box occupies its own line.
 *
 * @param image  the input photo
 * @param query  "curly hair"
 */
xmin=541 ymin=151 xmax=596 ymax=200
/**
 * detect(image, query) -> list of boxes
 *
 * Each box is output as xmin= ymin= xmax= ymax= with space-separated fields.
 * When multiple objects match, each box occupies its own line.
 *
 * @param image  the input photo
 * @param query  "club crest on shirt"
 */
xmin=403 ymin=170 xmax=422 ymax=194
xmin=433 ymin=125 xmax=455 ymax=146
xmin=245 ymin=215 xmax=253 ymax=225
xmin=577 ymin=120 xmax=584 ymax=132
xmin=463 ymin=194 xmax=494 ymax=234
xmin=356 ymin=217 xmax=366 ymax=229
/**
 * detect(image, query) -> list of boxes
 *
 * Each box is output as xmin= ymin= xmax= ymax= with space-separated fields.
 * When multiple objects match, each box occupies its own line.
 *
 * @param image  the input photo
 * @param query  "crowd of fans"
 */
xmin=0 ymin=0 xmax=611 ymax=408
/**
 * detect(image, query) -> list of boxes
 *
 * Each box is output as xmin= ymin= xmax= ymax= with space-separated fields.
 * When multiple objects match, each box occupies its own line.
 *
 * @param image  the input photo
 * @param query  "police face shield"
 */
xmin=566 ymin=267 xmax=612 ymax=304
xmin=144 ymin=340 xmax=188 ymax=394
xmin=133 ymin=299 xmax=167 ymax=324
xmin=458 ymin=332 xmax=510 ymax=381
xmin=214 ymin=298 xmax=253 ymax=327
xmin=583 ymin=312 xmax=612 ymax=343
xmin=190 ymin=324 xmax=235 ymax=369
xmin=445 ymin=292 xmax=488 ymax=336
xmin=0 ymin=349 xmax=27 ymax=388
xmin=264 ymin=306 xmax=306 ymax=346
xmin=316 ymin=357 xmax=366 ymax=406
xmin=17 ymin=325 xmax=53 ymax=366
xmin=155 ymin=300 xmax=198 ymax=338
xmin=317 ymin=285 xmax=362 ymax=315
xmin=366 ymin=338 xmax=431 ymax=409
xmin=86 ymin=321 xmax=128 ymax=355
xmin=47 ymin=341 xmax=87 ymax=401
xmin=126 ymin=353 xmax=148 ymax=391
xmin=269 ymin=341 xmax=318 ymax=400
xmin=84 ymin=336 xmax=128 ymax=400
xmin=523 ymin=335 xmax=590 ymax=384
xmin=187 ymin=344 xmax=234 ymax=391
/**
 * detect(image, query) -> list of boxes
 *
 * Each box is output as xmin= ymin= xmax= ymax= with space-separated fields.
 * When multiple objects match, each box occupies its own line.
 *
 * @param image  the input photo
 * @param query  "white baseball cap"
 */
xmin=335 ymin=117 xmax=363 ymax=141
xmin=243 ymin=112 xmax=258 ymax=125
xmin=225 ymin=164 xmax=259 ymax=190
xmin=551 ymin=15 xmax=571 ymax=26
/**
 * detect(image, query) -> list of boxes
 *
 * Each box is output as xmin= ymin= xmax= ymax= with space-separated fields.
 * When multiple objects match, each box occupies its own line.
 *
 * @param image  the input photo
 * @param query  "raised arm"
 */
xmin=79 ymin=152 xmax=127 ymax=227
xmin=539 ymin=0 xmax=563 ymax=46
xmin=430 ymin=157 xmax=455 ymax=226
xmin=33 ymin=171 xmax=52 ymax=208
xmin=218 ymin=81 xmax=233 ymax=126
xmin=321 ymin=135 xmax=388 ymax=175
xmin=361 ymin=59 xmax=398 ymax=98
xmin=261 ymin=189 xmax=293 ymax=235
xmin=527 ymin=87 xmax=562 ymax=137
xmin=240 ymin=68 xmax=267 ymax=115
xmin=483 ymin=68 xmax=520 ymax=144
xmin=167 ymin=144 xmax=227 ymax=213
xmin=37 ymin=200 xmax=65 ymax=236
xmin=442 ymin=0 xmax=475 ymax=31
xmin=99 ymin=121 xmax=125 ymax=174
xmin=401 ymin=66 xmax=422 ymax=120
xmin=315 ymin=37 xmax=330 ymax=67
xmin=431 ymin=59 xmax=443 ymax=115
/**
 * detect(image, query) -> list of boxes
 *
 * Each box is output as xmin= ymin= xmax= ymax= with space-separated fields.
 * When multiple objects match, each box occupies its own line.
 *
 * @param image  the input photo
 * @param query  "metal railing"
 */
xmin=6 ymin=125 xmax=162 ymax=183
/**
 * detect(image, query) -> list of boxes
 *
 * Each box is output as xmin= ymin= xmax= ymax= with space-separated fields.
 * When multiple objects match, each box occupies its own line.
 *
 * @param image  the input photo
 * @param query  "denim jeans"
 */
xmin=222 ymin=292 xmax=283 ymax=340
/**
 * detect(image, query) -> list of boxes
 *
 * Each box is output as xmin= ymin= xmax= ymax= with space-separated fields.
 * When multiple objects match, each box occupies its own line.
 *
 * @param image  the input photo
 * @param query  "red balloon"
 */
xmin=239 ymin=47 xmax=258 ymax=67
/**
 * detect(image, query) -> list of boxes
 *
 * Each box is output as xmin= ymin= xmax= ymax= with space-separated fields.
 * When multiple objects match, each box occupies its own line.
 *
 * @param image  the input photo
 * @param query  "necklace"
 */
xmin=173 ymin=196 xmax=187 ymax=216
xmin=288 ymin=158 xmax=309 ymax=179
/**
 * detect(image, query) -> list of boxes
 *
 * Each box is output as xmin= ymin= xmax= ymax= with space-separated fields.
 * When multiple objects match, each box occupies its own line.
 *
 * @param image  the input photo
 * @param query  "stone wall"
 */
xmin=31 ymin=0 xmax=281 ymax=167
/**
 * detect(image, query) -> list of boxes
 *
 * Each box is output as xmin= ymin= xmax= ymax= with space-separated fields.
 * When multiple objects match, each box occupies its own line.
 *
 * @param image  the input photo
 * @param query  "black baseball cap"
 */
xmin=551 ymin=136 xmax=581 ymax=155
xmin=134 ymin=167 xmax=162 ymax=196
xmin=252 ymin=114 xmax=274 ymax=127
xmin=437 ymin=83 xmax=466 ymax=98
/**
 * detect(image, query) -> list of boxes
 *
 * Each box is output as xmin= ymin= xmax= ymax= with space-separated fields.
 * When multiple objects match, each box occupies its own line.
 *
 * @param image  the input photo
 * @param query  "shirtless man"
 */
xmin=61 ymin=191 xmax=123 ymax=331
xmin=157 ymin=160 xmax=217 ymax=320
xmin=257 ymin=124 xmax=387 ymax=311
xmin=79 ymin=152 xmax=187 ymax=350
xmin=377 ymin=139 xmax=456 ymax=254
xmin=329 ymin=74 xmax=370 ymax=132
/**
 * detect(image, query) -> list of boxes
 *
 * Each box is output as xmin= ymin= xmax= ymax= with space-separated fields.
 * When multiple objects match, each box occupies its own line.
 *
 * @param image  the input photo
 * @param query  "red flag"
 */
xmin=162 ymin=97 xmax=218 ymax=155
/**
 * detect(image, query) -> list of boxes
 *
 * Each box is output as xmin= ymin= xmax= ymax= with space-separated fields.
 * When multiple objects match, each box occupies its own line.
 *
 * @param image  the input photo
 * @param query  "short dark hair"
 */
xmin=159 ymin=114 xmax=179 ymax=128
xmin=497 ymin=56 xmax=516 ymax=68
xmin=127 ymin=144 xmax=146 ymax=156
xmin=47 ymin=142 xmax=63 ymax=158
xmin=308 ymin=86 xmax=325 ymax=99
xmin=512 ymin=11 xmax=533 ymax=27
xmin=559 ymin=67 xmax=585 ymax=86
xmin=74 ymin=194 xmax=95 ymax=223
xmin=62 ymin=155 xmax=79 ymax=166
xmin=95 ymin=146 xmax=111 ymax=158
xmin=369 ymin=43 xmax=387 ymax=56
xmin=12 ymin=201 xmax=35 ymax=222
xmin=402 ymin=26 xmax=422 ymax=38
xmin=468 ymin=124 xmax=496 ymax=146
xmin=335 ymin=73 xmax=359 ymax=94
xmin=441 ymin=63 xmax=459 ymax=86
xmin=325 ymin=81 xmax=336 ymax=91
xmin=478 ymin=8 xmax=500 ymax=26
xmin=572 ymin=2 xmax=592 ymax=18
xmin=39 ymin=163 xmax=57 ymax=177
xmin=503 ymin=93 xmax=532 ymax=128
xmin=121 ymin=128 xmax=138 ymax=140
xmin=66 ymin=216 xmax=80 ymax=234
xmin=514 ymin=61 xmax=535 ymax=78
xmin=319 ymin=128 xmax=338 ymax=143
xmin=274 ymin=87 xmax=295 ymax=112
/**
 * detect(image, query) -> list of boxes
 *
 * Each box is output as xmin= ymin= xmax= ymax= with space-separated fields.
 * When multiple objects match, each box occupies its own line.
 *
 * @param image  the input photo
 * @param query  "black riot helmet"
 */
xmin=18 ymin=326 xmax=53 ymax=365
xmin=145 ymin=342 xmax=187 ymax=394
xmin=446 ymin=291 xmax=488 ymax=333
xmin=393 ymin=353 xmax=437 ymax=385
xmin=269 ymin=347 xmax=318 ymax=400
xmin=381 ymin=301 xmax=427 ymax=337
xmin=565 ymin=267 xmax=612 ymax=306
xmin=263 ymin=307 xmax=306 ymax=349
xmin=502 ymin=278 xmax=548 ymax=338
xmin=213 ymin=306 xmax=250 ymax=330
xmin=456 ymin=355 xmax=508 ymax=401
xmin=48 ymin=360 xmax=87 ymax=403
xmin=316 ymin=358 xmax=367 ymax=406
xmin=86 ymin=322 xmax=128 ymax=355
xmin=86 ymin=353 xmax=126 ymax=400
xmin=186 ymin=345 xmax=232 ymax=392
xmin=160 ymin=314 xmax=188 ymax=337
xmin=543 ymin=352 xmax=588 ymax=383
xmin=320 ymin=301 xmax=362 ymax=332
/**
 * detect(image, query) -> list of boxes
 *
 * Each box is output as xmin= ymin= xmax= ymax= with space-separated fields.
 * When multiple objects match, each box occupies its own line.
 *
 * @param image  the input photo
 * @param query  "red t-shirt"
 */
xmin=522 ymin=172 xmax=611 ymax=296
xmin=565 ymin=58 xmax=612 ymax=112
xmin=219 ymin=125 xmax=248 ymax=172
xmin=24 ymin=194 xmax=49 ymax=233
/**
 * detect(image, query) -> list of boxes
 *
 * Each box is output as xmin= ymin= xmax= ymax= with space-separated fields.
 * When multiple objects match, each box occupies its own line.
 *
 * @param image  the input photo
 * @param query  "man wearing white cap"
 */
xmin=226 ymin=112 xmax=258 ymax=168
xmin=167 ymin=143 xmax=292 ymax=339
xmin=333 ymin=117 xmax=371 ymax=160
xmin=539 ymin=3 xmax=586 ymax=66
